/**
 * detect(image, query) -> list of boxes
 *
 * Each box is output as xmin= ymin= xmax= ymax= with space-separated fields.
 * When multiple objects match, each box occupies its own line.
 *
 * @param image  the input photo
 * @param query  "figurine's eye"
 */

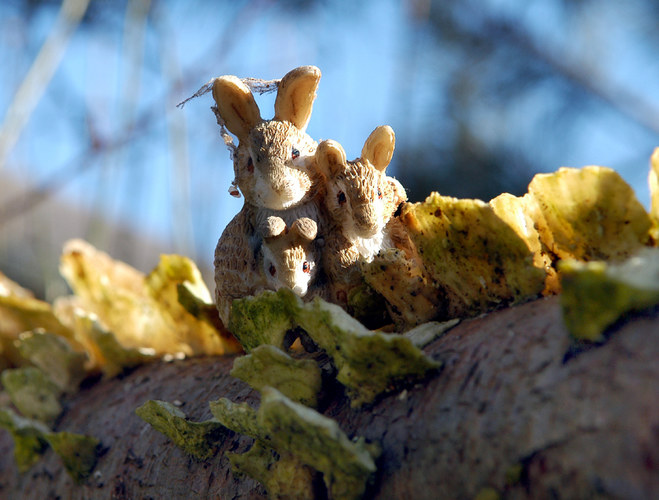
xmin=269 ymin=264 xmax=276 ymax=277
xmin=302 ymin=261 xmax=310 ymax=273
xmin=337 ymin=191 xmax=347 ymax=205
xmin=291 ymin=148 xmax=300 ymax=160
xmin=247 ymin=156 xmax=254 ymax=173
xmin=377 ymin=188 xmax=383 ymax=199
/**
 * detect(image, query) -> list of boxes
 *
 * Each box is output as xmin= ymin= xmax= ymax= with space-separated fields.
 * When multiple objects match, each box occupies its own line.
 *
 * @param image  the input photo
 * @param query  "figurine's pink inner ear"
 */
xmin=291 ymin=218 xmax=318 ymax=242
xmin=316 ymin=140 xmax=347 ymax=179
xmin=212 ymin=75 xmax=261 ymax=143
xmin=362 ymin=125 xmax=395 ymax=172
xmin=274 ymin=66 xmax=321 ymax=132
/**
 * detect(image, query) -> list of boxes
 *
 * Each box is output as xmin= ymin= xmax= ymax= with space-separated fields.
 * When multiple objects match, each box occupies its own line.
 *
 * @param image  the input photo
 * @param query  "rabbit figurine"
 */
xmin=316 ymin=126 xmax=439 ymax=328
xmin=212 ymin=65 xmax=323 ymax=210
xmin=212 ymin=66 xmax=326 ymax=325
xmin=315 ymin=126 xmax=403 ymax=299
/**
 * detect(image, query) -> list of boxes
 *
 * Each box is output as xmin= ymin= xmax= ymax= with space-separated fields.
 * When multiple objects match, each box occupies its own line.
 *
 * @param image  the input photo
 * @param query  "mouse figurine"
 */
xmin=257 ymin=215 xmax=326 ymax=299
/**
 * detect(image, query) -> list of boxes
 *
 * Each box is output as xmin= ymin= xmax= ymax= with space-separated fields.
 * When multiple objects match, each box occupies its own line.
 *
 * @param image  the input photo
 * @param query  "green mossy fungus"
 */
xmin=226 ymin=441 xmax=317 ymax=500
xmin=229 ymin=289 xmax=441 ymax=407
xmin=230 ymin=344 xmax=322 ymax=408
xmin=16 ymin=331 xmax=87 ymax=392
xmin=1 ymin=366 xmax=62 ymax=425
xmin=0 ymin=408 xmax=100 ymax=481
xmin=210 ymin=387 xmax=379 ymax=500
xmin=560 ymin=248 xmax=659 ymax=341
xmin=0 ymin=407 xmax=50 ymax=471
xmin=43 ymin=431 xmax=100 ymax=484
xmin=134 ymin=400 xmax=226 ymax=460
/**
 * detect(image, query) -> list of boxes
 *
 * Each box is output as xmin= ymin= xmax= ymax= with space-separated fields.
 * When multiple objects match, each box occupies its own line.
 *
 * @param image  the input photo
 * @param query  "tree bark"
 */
xmin=0 ymin=295 xmax=657 ymax=499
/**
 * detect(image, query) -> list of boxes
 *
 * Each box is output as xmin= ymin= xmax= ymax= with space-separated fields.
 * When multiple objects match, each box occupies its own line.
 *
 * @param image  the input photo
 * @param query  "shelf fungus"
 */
xmin=0 ymin=407 xmax=100 ymax=482
xmin=1 ymin=271 xmax=74 ymax=367
xmin=1 ymin=366 xmax=62 ymax=425
xmin=59 ymin=239 xmax=241 ymax=361
xmin=134 ymin=400 xmax=226 ymax=460
xmin=230 ymin=344 xmax=323 ymax=408
xmin=229 ymin=288 xmax=441 ymax=407
xmin=401 ymin=193 xmax=546 ymax=319
xmin=560 ymin=247 xmax=659 ymax=342
xmin=210 ymin=387 xmax=380 ymax=500
xmin=527 ymin=166 xmax=652 ymax=262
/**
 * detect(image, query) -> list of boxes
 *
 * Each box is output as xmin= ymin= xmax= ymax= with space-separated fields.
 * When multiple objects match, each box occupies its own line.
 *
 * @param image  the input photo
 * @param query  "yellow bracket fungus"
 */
xmin=401 ymin=193 xmax=545 ymax=319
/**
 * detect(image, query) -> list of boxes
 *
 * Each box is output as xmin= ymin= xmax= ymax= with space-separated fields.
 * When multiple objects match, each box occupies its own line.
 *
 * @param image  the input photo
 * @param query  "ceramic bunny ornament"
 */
xmin=212 ymin=65 xmax=322 ymax=210
xmin=316 ymin=126 xmax=404 ymax=300
xmin=316 ymin=126 xmax=438 ymax=327
xmin=213 ymin=66 xmax=326 ymax=325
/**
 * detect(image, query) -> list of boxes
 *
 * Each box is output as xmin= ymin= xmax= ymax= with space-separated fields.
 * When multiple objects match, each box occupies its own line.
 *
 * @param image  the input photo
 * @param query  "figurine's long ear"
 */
xmin=361 ymin=125 xmax=395 ymax=172
xmin=258 ymin=216 xmax=287 ymax=240
xmin=291 ymin=218 xmax=318 ymax=242
xmin=212 ymin=75 xmax=261 ymax=143
xmin=274 ymin=66 xmax=321 ymax=131
xmin=315 ymin=140 xmax=347 ymax=179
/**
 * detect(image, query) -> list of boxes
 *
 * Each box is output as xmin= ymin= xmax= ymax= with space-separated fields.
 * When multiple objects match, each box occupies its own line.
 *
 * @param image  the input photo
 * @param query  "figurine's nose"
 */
xmin=353 ymin=206 xmax=380 ymax=237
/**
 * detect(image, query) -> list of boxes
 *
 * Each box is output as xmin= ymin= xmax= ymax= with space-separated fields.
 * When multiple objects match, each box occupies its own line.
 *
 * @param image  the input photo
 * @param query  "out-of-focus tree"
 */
xmin=393 ymin=0 xmax=659 ymax=202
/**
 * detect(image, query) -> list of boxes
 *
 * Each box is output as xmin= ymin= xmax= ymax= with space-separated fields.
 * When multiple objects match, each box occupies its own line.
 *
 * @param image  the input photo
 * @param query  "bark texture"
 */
xmin=0 ymin=295 xmax=657 ymax=499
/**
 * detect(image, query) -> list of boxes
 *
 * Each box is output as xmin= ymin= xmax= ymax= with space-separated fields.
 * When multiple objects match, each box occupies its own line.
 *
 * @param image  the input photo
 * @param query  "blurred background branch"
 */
xmin=0 ymin=0 xmax=90 ymax=169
